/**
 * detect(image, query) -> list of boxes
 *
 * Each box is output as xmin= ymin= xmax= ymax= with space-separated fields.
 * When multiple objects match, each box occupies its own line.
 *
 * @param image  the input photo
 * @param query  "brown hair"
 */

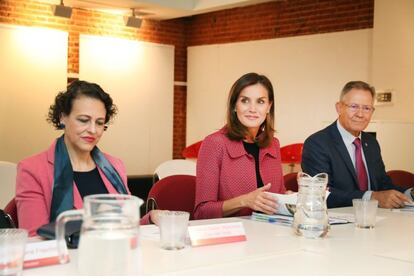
xmin=226 ymin=72 xmax=275 ymax=148
xmin=340 ymin=81 xmax=375 ymax=101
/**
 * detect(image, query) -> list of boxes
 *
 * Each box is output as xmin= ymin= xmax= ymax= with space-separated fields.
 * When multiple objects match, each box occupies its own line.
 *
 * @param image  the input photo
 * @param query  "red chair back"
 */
xmin=387 ymin=170 xmax=414 ymax=189
xmin=182 ymin=141 xmax=203 ymax=159
xmin=284 ymin=172 xmax=298 ymax=192
xmin=146 ymin=175 xmax=196 ymax=219
xmin=280 ymin=143 xmax=303 ymax=164
xmin=4 ymin=198 xmax=18 ymax=227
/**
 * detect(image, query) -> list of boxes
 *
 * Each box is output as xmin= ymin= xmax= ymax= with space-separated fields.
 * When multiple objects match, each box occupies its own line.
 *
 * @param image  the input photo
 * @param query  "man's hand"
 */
xmin=371 ymin=190 xmax=409 ymax=208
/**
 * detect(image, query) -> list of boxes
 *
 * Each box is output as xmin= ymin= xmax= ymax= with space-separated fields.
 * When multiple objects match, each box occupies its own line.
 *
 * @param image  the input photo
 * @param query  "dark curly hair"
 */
xmin=47 ymin=80 xmax=117 ymax=129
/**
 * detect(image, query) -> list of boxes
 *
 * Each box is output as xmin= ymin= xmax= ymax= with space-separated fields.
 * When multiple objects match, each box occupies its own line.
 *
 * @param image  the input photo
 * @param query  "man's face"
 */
xmin=336 ymin=88 xmax=375 ymax=136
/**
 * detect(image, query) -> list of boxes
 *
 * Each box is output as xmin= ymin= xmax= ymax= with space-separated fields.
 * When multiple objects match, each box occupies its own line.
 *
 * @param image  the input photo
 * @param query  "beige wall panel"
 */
xmin=79 ymin=35 xmax=174 ymax=175
xmin=370 ymin=0 xmax=414 ymax=172
xmin=372 ymin=0 xmax=414 ymax=121
xmin=187 ymin=30 xmax=373 ymax=147
xmin=365 ymin=121 xmax=414 ymax=172
xmin=0 ymin=24 xmax=68 ymax=205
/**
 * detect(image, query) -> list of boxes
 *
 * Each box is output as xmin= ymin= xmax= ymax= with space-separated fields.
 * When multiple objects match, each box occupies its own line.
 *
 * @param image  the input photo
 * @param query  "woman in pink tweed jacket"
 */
xmin=16 ymin=81 xmax=157 ymax=236
xmin=194 ymin=73 xmax=286 ymax=219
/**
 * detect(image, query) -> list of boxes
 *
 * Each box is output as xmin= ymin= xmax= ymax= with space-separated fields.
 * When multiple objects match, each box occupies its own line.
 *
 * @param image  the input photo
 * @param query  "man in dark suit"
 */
xmin=302 ymin=81 xmax=413 ymax=208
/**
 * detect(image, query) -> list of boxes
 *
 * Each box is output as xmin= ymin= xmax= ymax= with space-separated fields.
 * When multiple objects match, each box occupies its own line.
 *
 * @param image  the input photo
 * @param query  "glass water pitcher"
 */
xmin=293 ymin=172 xmax=329 ymax=238
xmin=56 ymin=194 xmax=143 ymax=276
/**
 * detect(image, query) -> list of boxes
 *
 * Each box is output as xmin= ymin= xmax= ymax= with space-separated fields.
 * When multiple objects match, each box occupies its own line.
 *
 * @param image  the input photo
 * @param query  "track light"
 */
xmin=124 ymin=8 xmax=142 ymax=28
xmin=52 ymin=0 xmax=72 ymax=19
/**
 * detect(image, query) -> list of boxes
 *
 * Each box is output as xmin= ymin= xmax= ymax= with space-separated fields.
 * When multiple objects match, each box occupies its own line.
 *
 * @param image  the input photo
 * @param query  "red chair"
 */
xmin=280 ymin=143 xmax=303 ymax=173
xmin=284 ymin=172 xmax=298 ymax=192
xmin=182 ymin=140 xmax=203 ymax=159
xmin=146 ymin=175 xmax=196 ymax=219
xmin=387 ymin=170 xmax=414 ymax=189
xmin=4 ymin=198 xmax=18 ymax=227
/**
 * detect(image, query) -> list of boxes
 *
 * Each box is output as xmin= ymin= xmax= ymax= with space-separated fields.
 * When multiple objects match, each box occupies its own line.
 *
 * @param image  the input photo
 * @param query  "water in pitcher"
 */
xmin=293 ymin=172 xmax=330 ymax=238
xmin=293 ymin=199 xmax=329 ymax=238
xmin=55 ymin=195 xmax=144 ymax=275
xmin=78 ymin=227 xmax=140 ymax=276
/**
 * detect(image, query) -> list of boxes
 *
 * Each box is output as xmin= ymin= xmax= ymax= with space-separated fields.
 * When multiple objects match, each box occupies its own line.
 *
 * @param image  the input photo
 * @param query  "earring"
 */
xmin=104 ymin=125 xmax=108 ymax=131
xmin=58 ymin=122 xmax=65 ymax=130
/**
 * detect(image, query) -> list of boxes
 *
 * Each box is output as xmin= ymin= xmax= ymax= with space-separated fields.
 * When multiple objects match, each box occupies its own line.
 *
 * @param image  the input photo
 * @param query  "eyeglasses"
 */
xmin=342 ymin=103 xmax=375 ymax=114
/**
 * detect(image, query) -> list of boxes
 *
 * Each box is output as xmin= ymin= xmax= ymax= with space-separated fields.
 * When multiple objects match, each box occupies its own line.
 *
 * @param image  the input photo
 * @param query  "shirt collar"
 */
xmin=336 ymin=120 xmax=361 ymax=146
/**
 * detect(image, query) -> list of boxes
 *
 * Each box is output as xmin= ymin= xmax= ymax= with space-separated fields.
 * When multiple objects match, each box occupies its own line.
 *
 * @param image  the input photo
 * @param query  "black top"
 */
xmin=73 ymin=167 xmax=108 ymax=199
xmin=243 ymin=141 xmax=264 ymax=188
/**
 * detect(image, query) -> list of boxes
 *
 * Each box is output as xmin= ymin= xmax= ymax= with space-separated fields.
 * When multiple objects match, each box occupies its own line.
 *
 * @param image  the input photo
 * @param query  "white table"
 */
xmin=23 ymin=208 xmax=414 ymax=276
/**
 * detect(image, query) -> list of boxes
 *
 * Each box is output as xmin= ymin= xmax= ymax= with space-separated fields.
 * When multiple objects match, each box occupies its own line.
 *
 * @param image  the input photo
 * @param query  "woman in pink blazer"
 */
xmin=194 ymin=73 xmax=286 ymax=219
xmin=16 ymin=81 xmax=157 ymax=236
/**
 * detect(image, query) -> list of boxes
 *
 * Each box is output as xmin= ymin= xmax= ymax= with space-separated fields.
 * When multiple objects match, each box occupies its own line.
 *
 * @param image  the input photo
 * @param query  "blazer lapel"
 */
xmin=328 ymin=122 xmax=359 ymax=187
xmin=225 ymin=139 xmax=247 ymax=159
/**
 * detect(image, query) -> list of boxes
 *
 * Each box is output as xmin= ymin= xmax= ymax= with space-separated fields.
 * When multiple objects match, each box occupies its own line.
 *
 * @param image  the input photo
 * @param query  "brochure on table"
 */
xmin=392 ymin=201 xmax=414 ymax=212
xmin=254 ymin=191 xmax=352 ymax=225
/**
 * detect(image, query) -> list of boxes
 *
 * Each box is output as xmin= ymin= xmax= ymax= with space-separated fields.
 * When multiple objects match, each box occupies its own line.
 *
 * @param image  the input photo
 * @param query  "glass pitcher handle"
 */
xmin=55 ymin=209 xmax=83 ymax=263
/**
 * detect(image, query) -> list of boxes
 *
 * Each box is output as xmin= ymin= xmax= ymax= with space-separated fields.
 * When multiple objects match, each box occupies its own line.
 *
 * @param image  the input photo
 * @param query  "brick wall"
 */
xmin=187 ymin=0 xmax=374 ymax=46
xmin=0 ymin=0 xmax=374 ymax=159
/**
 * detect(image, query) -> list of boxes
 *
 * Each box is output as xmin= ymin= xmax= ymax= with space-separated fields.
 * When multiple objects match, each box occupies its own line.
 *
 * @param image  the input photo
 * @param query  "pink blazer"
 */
xmin=16 ymin=140 xmax=149 ymax=236
xmin=194 ymin=129 xmax=285 ymax=219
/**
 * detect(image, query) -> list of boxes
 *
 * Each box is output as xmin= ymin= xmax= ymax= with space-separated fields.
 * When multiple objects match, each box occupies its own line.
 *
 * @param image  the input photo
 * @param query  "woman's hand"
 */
xmin=241 ymin=183 xmax=278 ymax=214
xmin=148 ymin=210 xmax=161 ymax=226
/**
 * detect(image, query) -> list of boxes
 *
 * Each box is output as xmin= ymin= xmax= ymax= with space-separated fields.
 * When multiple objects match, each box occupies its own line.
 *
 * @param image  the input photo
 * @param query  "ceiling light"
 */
xmin=124 ymin=8 xmax=142 ymax=28
xmin=52 ymin=0 xmax=72 ymax=19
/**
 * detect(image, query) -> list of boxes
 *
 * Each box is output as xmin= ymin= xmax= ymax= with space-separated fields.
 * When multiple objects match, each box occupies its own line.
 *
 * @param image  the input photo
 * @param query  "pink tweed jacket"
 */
xmin=16 ymin=140 xmax=149 ymax=236
xmin=194 ymin=128 xmax=285 ymax=219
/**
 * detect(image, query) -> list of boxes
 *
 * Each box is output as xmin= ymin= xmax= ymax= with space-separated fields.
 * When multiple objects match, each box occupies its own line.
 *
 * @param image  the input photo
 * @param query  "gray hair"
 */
xmin=340 ymin=81 xmax=375 ymax=101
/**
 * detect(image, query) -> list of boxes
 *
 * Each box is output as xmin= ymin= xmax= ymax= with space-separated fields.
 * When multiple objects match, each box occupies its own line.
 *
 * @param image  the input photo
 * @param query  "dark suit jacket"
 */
xmin=301 ymin=121 xmax=405 ymax=208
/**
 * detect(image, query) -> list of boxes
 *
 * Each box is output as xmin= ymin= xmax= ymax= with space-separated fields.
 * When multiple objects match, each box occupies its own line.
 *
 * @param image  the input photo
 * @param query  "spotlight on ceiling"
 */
xmin=124 ymin=8 xmax=142 ymax=28
xmin=52 ymin=0 xmax=72 ymax=19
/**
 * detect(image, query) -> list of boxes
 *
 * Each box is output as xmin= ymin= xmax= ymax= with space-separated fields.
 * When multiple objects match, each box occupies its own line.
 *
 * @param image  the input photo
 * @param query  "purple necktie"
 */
xmin=353 ymin=138 xmax=368 ymax=191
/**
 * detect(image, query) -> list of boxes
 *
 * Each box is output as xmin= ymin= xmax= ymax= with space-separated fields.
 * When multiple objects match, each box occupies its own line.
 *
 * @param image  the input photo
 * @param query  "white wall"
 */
xmin=187 ymin=29 xmax=373 ymax=147
xmin=366 ymin=121 xmax=414 ymax=172
xmin=370 ymin=0 xmax=414 ymax=172
xmin=79 ymin=35 xmax=174 ymax=175
xmin=372 ymin=0 xmax=414 ymax=121
xmin=0 ymin=24 xmax=68 ymax=162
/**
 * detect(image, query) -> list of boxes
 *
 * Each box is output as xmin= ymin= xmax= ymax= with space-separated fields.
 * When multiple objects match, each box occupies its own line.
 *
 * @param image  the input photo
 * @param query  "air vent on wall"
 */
xmin=375 ymin=89 xmax=394 ymax=106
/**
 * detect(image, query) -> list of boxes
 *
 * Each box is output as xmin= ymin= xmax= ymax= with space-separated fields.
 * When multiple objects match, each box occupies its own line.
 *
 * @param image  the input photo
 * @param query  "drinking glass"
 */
xmin=159 ymin=211 xmax=189 ymax=250
xmin=0 ymin=229 xmax=28 ymax=276
xmin=353 ymin=199 xmax=378 ymax=229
